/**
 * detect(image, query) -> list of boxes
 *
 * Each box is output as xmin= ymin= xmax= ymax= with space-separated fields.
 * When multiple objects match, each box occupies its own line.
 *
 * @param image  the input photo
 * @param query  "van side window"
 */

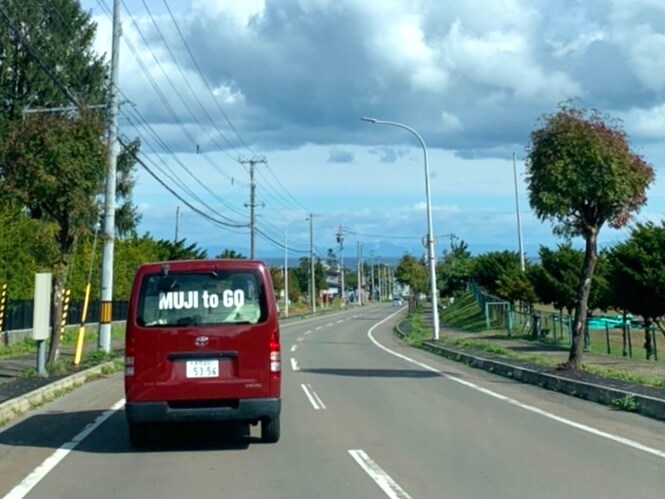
xmin=136 ymin=270 xmax=267 ymax=327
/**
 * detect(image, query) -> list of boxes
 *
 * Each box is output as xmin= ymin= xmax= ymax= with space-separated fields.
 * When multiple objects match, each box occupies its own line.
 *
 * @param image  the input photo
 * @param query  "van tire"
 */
xmin=261 ymin=416 xmax=280 ymax=443
xmin=128 ymin=423 xmax=150 ymax=447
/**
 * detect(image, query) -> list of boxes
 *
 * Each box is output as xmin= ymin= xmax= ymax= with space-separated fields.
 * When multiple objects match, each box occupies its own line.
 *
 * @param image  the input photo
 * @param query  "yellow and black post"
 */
xmin=100 ymin=301 xmax=112 ymax=328
xmin=0 ymin=283 xmax=7 ymax=344
xmin=59 ymin=288 xmax=71 ymax=341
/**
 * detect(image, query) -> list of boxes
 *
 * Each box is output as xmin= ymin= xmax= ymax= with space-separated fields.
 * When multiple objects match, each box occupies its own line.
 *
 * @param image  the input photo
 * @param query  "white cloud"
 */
xmin=79 ymin=0 xmax=663 ymax=257
xmin=618 ymin=104 xmax=665 ymax=141
xmin=441 ymin=111 xmax=463 ymax=132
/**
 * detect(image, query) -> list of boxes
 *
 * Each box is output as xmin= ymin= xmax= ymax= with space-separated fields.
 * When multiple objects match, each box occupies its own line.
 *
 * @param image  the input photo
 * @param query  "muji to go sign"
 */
xmin=158 ymin=290 xmax=245 ymax=311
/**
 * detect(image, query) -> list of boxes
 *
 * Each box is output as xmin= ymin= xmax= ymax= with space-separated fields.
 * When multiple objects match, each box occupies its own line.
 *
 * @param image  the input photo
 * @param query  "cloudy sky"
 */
xmin=82 ymin=0 xmax=664 ymax=261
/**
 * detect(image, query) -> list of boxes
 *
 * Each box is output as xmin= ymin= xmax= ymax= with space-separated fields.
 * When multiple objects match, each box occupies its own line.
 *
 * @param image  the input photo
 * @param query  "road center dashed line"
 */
xmin=336 ymin=320 xmax=344 ymax=324
xmin=366 ymin=310 xmax=665 ymax=460
xmin=3 ymin=399 xmax=126 ymax=499
xmin=301 ymin=383 xmax=326 ymax=410
xmin=290 ymin=345 xmax=297 ymax=353
xmin=326 ymin=322 xmax=333 ymax=327
xmin=315 ymin=326 xmax=322 ymax=331
xmin=348 ymin=449 xmax=411 ymax=499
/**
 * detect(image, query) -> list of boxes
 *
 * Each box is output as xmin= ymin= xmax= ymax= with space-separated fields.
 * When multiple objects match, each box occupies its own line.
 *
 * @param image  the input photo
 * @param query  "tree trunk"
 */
xmin=643 ymin=318 xmax=653 ymax=360
xmin=47 ymin=263 xmax=66 ymax=365
xmin=564 ymin=228 xmax=599 ymax=369
xmin=622 ymin=311 xmax=628 ymax=357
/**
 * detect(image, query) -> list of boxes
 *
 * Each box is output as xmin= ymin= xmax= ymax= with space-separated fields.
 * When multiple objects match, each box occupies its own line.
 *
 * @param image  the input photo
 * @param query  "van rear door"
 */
xmin=126 ymin=264 xmax=274 ymax=402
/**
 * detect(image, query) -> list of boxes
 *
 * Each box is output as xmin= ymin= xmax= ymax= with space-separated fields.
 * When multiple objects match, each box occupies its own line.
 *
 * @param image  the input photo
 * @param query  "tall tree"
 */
xmin=1 ymin=112 xmax=106 ymax=362
xmin=395 ymin=253 xmax=427 ymax=295
xmin=437 ymin=238 xmax=472 ymax=297
xmin=471 ymin=251 xmax=527 ymax=300
xmin=215 ymin=248 xmax=247 ymax=259
xmin=525 ymin=103 xmax=654 ymax=369
xmin=606 ymin=221 xmax=665 ymax=359
xmin=0 ymin=0 xmax=142 ymax=360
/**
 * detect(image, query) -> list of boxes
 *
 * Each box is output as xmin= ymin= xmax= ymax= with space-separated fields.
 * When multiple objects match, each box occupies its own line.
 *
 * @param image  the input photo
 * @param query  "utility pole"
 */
xmin=241 ymin=156 xmax=267 ymax=259
xmin=284 ymin=230 xmax=289 ymax=317
xmin=512 ymin=152 xmax=526 ymax=272
xmin=174 ymin=206 xmax=180 ymax=242
xmin=356 ymin=242 xmax=363 ymax=306
xmin=307 ymin=214 xmax=317 ymax=313
xmin=370 ymin=251 xmax=375 ymax=302
xmin=98 ymin=0 xmax=121 ymax=353
xmin=336 ymin=226 xmax=345 ymax=306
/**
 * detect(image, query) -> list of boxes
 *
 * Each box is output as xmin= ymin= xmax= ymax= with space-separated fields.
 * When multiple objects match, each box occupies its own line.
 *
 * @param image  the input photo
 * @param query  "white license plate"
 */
xmin=186 ymin=360 xmax=219 ymax=378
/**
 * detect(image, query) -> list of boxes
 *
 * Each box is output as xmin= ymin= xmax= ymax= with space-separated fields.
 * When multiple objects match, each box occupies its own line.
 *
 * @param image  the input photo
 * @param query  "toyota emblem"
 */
xmin=195 ymin=336 xmax=209 ymax=347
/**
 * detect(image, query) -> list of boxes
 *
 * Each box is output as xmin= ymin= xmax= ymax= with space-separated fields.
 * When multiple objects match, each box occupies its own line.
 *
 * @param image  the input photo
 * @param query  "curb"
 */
xmin=0 ymin=360 xmax=120 ymax=425
xmin=395 ymin=321 xmax=665 ymax=422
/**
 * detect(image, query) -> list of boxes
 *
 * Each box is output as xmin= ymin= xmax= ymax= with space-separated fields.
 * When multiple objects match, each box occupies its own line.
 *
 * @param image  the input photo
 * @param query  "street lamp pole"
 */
xmin=284 ymin=230 xmax=289 ymax=317
xmin=512 ymin=152 xmax=526 ymax=272
xmin=361 ymin=117 xmax=440 ymax=340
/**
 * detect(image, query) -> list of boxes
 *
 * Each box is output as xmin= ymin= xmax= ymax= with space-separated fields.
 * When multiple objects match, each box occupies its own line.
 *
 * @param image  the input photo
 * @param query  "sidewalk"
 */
xmin=413 ymin=303 xmax=665 ymax=420
xmin=0 ymin=335 xmax=125 ymax=405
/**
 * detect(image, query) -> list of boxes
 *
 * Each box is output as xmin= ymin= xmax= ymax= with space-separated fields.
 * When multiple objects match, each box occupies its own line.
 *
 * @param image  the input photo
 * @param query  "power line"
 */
xmin=162 ymin=0 xmax=253 ymax=154
xmin=94 ymin=0 xmax=243 ymax=187
xmin=118 ymin=135 xmax=249 ymax=231
xmin=120 ymin=110 xmax=248 ymax=227
xmin=130 ymin=0 xmax=242 ymax=158
xmin=31 ymin=0 xmax=252 ymax=232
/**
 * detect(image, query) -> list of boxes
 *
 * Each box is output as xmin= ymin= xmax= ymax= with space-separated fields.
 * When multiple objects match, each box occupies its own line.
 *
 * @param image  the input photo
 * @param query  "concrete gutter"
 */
xmin=395 ymin=322 xmax=665 ymax=422
xmin=0 ymin=360 xmax=119 ymax=425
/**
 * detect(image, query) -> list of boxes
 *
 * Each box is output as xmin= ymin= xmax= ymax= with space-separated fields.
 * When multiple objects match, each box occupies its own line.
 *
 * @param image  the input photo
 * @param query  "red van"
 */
xmin=124 ymin=259 xmax=281 ymax=446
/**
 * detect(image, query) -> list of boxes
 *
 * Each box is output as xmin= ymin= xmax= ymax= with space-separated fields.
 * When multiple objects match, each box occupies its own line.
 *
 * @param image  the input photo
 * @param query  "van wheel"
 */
xmin=261 ymin=416 xmax=280 ymax=443
xmin=128 ymin=423 xmax=150 ymax=447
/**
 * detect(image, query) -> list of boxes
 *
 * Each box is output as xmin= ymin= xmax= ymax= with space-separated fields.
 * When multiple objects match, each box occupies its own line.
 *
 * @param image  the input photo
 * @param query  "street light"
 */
xmin=512 ymin=152 xmax=526 ymax=272
xmin=361 ymin=116 xmax=440 ymax=340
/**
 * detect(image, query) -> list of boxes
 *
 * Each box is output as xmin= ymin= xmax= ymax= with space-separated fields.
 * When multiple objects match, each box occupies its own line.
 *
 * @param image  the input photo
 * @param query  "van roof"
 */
xmin=136 ymin=259 xmax=269 ymax=274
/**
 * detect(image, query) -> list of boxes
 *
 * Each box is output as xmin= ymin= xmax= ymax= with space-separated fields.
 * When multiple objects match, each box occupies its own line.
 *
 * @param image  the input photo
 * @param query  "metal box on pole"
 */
xmin=33 ymin=272 xmax=52 ymax=376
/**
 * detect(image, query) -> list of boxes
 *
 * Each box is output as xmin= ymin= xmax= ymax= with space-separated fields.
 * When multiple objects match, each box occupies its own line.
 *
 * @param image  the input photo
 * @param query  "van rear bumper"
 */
xmin=126 ymin=398 xmax=280 ymax=423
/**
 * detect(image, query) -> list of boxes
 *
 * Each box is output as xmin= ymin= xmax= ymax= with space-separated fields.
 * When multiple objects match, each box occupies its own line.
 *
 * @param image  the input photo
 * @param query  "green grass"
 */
xmin=440 ymin=293 xmax=487 ymax=331
xmin=609 ymin=395 xmax=640 ymax=412
xmin=0 ymin=322 xmax=126 ymax=360
xmin=410 ymin=293 xmax=665 ymax=387
xmin=439 ymin=334 xmax=665 ymax=388
xmin=403 ymin=308 xmax=431 ymax=347
xmin=0 ymin=338 xmax=38 ymax=359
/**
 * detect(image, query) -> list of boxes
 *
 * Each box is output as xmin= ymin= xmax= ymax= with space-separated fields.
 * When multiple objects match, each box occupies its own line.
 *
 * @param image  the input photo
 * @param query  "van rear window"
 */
xmin=136 ymin=270 xmax=268 ymax=327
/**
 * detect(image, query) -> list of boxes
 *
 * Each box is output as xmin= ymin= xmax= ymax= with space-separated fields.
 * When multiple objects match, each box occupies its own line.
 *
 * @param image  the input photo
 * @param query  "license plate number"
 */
xmin=186 ymin=360 xmax=219 ymax=378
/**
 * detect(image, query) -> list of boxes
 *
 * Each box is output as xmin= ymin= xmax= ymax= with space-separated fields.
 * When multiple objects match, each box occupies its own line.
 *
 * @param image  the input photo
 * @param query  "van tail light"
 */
xmin=269 ymin=330 xmax=281 ymax=373
xmin=125 ymin=355 xmax=135 ymax=377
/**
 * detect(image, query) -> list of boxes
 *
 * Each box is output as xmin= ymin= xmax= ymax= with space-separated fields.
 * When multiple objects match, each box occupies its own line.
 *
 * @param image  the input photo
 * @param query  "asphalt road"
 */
xmin=1 ymin=305 xmax=664 ymax=499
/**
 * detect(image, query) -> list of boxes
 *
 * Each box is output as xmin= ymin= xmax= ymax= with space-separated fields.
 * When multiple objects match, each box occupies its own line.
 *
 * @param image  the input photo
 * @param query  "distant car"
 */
xmin=392 ymin=297 xmax=403 ymax=307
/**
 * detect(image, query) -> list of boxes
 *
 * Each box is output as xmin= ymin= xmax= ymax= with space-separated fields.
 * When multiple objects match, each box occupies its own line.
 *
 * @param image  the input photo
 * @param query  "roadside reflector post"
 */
xmin=74 ymin=282 xmax=92 ymax=366
xmin=33 ymin=273 xmax=52 ymax=377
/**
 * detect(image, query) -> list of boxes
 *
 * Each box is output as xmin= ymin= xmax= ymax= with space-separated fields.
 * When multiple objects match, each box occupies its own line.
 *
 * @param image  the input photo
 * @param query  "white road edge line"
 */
xmin=3 ymin=398 xmax=126 ymax=499
xmin=301 ymin=383 xmax=326 ymax=410
xmin=290 ymin=358 xmax=300 ymax=371
xmin=291 ymin=345 xmax=297 ymax=353
xmin=348 ymin=449 xmax=411 ymax=499
xmin=309 ymin=384 xmax=326 ymax=409
xmin=367 ymin=310 xmax=665 ymax=460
